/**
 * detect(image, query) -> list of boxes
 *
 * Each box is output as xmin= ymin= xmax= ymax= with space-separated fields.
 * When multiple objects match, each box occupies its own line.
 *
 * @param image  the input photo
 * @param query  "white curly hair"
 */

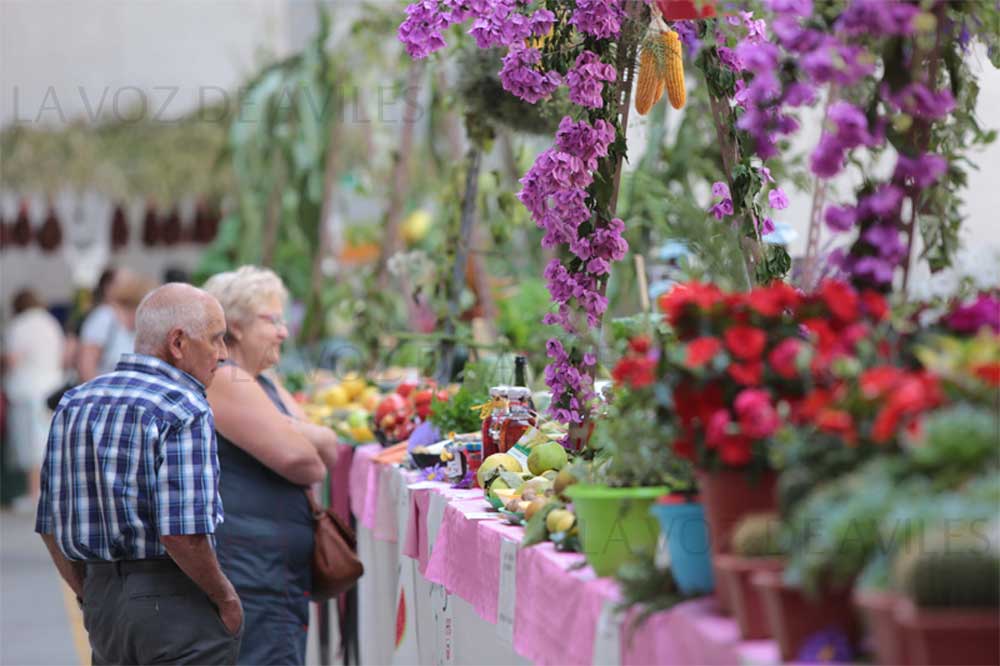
xmin=202 ymin=265 xmax=288 ymax=335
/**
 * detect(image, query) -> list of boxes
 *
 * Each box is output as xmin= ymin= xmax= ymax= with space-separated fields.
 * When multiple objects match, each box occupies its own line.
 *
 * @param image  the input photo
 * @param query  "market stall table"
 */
xmin=346 ymin=443 xmax=783 ymax=665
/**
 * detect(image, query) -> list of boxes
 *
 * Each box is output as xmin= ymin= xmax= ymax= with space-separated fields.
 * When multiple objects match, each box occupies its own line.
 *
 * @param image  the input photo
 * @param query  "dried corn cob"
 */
xmin=635 ymin=32 xmax=667 ymax=115
xmin=664 ymin=29 xmax=686 ymax=109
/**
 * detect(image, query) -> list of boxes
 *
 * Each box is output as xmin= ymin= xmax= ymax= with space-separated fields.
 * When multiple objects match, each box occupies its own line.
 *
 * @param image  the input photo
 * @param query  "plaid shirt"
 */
xmin=35 ymin=354 xmax=223 ymax=561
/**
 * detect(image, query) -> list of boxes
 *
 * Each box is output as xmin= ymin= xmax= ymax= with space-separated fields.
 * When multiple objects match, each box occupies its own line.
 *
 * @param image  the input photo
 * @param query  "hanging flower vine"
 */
xmin=399 ymin=0 xmax=645 ymax=429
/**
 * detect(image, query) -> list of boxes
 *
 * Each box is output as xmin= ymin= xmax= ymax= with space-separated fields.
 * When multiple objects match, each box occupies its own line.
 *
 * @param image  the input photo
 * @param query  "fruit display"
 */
xmin=303 ymin=372 xmax=380 ymax=443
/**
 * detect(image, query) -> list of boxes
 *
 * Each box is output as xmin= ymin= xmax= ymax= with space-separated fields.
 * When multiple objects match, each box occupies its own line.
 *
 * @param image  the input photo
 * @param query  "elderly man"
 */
xmin=35 ymin=283 xmax=242 ymax=665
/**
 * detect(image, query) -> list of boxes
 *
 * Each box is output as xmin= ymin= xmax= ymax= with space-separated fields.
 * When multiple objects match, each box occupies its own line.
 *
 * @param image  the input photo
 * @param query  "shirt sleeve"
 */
xmin=34 ymin=409 xmax=63 ymax=535
xmin=79 ymin=306 xmax=114 ymax=346
xmin=155 ymin=409 xmax=221 ymax=536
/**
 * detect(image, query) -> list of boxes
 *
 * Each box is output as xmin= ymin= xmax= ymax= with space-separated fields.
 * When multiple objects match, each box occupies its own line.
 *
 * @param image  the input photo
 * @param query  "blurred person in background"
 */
xmin=203 ymin=266 xmax=339 ymax=666
xmin=77 ymin=270 xmax=156 ymax=381
xmin=2 ymin=290 xmax=65 ymax=508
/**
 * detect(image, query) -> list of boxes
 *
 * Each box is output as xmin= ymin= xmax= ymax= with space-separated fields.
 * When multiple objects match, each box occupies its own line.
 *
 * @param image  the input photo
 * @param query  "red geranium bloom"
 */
xmin=972 ymin=362 xmax=1000 ymax=386
xmin=719 ymin=435 xmax=753 ymax=466
xmin=724 ymin=325 xmax=767 ymax=360
xmin=794 ymin=388 xmax=835 ymax=423
xmin=841 ymin=322 xmax=869 ymax=349
xmin=672 ymin=435 xmax=695 ymax=461
xmin=734 ymin=388 xmax=780 ymax=439
xmin=768 ymin=338 xmax=803 ymax=380
xmin=685 ymin=336 xmax=722 ymax=368
xmin=819 ymin=279 xmax=860 ymax=323
xmin=728 ymin=360 xmax=763 ymax=386
xmin=816 ymin=409 xmax=857 ymax=445
xmin=705 ymin=409 xmax=731 ymax=449
xmin=659 ymin=281 xmax=724 ymax=325
xmin=871 ymin=404 xmax=901 ymax=443
xmin=749 ymin=282 xmax=801 ymax=317
xmin=629 ymin=336 xmax=652 ymax=354
xmin=860 ymin=290 xmax=889 ymax=321
xmin=611 ymin=355 xmax=656 ymax=388
xmin=802 ymin=318 xmax=838 ymax=355
xmin=860 ymin=366 xmax=904 ymax=399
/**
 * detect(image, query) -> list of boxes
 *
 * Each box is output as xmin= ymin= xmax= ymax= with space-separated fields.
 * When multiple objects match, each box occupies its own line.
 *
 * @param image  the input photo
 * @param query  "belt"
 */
xmin=86 ymin=558 xmax=179 ymax=575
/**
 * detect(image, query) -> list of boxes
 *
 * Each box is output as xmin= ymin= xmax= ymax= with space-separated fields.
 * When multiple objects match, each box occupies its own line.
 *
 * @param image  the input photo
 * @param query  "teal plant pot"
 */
xmin=650 ymin=499 xmax=715 ymax=595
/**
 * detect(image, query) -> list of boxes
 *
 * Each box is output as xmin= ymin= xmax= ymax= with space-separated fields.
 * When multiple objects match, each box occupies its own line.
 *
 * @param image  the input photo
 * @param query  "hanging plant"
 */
xmin=190 ymin=199 xmax=220 ymax=244
xmin=141 ymin=204 xmax=160 ymax=247
xmin=11 ymin=200 xmax=32 ymax=247
xmin=160 ymin=206 xmax=183 ymax=246
xmin=36 ymin=205 xmax=62 ymax=253
xmin=110 ymin=204 xmax=129 ymax=252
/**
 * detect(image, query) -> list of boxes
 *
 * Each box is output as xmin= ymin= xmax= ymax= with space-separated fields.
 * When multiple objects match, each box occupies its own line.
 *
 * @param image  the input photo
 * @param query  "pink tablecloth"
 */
xmin=349 ymin=452 xmax=780 ymax=665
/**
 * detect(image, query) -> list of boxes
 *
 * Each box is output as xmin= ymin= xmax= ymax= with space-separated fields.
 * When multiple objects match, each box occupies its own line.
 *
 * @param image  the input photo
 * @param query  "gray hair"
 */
xmin=134 ymin=283 xmax=214 ymax=354
xmin=202 ymin=265 xmax=288 ymax=330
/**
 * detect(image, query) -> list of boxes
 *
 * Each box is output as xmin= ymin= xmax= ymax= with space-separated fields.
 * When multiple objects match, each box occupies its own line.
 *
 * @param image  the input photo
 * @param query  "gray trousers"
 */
xmin=83 ymin=560 xmax=243 ymax=665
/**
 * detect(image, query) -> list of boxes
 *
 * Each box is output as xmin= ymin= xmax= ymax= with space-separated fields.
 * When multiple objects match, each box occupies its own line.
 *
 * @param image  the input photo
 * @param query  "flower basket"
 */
xmin=656 ymin=0 xmax=716 ymax=20
xmin=565 ymin=484 xmax=667 ymax=577
xmin=895 ymin=599 xmax=1000 ymax=666
xmin=752 ymin=569 xmax=860 ymax=662
xmin=649 ymin=498 xmax=714 ymax=595
xmin=716 ymin=554 xmax=784 ymax=640
xmin=854 ymin=589 xmax=910 ymax=665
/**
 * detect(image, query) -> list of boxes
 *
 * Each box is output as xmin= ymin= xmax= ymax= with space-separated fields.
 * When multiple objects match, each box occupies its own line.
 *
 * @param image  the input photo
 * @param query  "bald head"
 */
xmin=135 ymin=283 xmax=228 ymax=386
xmin=135 ymin=283 xmax=213 ymax=354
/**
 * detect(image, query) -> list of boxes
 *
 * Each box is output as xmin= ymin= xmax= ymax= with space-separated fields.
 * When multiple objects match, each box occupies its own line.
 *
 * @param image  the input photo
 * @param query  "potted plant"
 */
xmin=567 ymin=335 xmax=696 ymax=578
xmin=892 ymin=521 xmax=1000 ymax=666
xmin=715 ymin=513 xmax=785 ymax=640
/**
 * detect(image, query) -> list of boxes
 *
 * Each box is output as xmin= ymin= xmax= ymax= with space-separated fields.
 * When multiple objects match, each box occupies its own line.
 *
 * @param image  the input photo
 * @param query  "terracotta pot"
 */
xmin=656 ymin=0 xmax=716 ymax=20
xmin=753 ymin=569 xmax=860 ymax=662
xmin=696 ymin=469 xmax=778 ymax=556
xmin=854 ymin=589 xmax=909 ymax=665
xmin=895 ymin=599 xmax=1000 ymax=666
xmin=712 ymin=560 xmax=733 ymax=613
xmin=716 ymin=554 xmax=784 ymax=640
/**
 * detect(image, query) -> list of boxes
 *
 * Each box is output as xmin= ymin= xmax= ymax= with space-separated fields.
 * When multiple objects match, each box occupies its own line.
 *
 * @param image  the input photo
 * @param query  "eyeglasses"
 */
xmin=257 ymin=313 xmax=287 ymax=328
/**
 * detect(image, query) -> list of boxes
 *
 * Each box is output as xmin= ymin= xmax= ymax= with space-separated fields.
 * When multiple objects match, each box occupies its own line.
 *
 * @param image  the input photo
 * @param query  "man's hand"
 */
xmin=216 ymin=595 xmax=244 ymax=635
xmin=40 ymin=534 xmax=86 ymax=598
xmin=161 ymin=534 xmax=243 ymax=635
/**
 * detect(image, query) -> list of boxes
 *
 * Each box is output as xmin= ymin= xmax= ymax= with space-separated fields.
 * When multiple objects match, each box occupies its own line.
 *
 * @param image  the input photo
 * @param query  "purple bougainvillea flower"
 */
xmin=712 ymin=181 xmax=732 ymax=199
xmin=894 ymin=153 xmax=948 ymax=189
xmin=824 ymin=204 xmax=857 ymax=232
xmin=769 ymin=187 xmax=790 ymax=210
xmin=943 ymin=293 xmax=1000 ymax=334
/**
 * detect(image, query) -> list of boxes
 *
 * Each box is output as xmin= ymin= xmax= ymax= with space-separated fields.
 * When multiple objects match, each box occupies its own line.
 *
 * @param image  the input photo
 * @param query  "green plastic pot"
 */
xmin=565 ymin=484 xmax=668 ymax=577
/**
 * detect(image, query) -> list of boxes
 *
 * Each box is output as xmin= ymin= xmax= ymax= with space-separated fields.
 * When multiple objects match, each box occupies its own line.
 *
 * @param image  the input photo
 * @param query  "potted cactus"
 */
xmin=715 ymin=513 xmax=785 ymax=640
xmin=892 ymin=523 xmax=1000 ymax=666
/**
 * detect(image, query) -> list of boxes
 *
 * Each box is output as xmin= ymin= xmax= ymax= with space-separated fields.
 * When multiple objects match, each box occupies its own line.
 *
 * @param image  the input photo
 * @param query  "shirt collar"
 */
xmin=115 ymin=353 xmax=207 ymax=396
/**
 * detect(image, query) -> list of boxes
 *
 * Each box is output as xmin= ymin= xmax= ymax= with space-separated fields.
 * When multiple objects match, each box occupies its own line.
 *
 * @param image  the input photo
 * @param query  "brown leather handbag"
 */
xmin=306 ymin=490 xmax=363 ymax=602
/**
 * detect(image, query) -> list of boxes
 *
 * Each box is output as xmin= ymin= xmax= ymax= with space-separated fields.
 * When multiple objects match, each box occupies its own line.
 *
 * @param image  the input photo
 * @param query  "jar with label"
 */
xmin=498 ymin=387 xmax=536 ymax=454
xmin=482 ymin=386 xmax=509 ymax=459
xmin=463 ymin=441 xmax=483 ymax=479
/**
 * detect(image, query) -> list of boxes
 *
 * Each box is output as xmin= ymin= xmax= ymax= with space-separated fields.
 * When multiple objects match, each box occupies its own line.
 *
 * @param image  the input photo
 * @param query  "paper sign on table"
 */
xmin=426 ymin=491 xmax=448 ymax=555
xmin=409 ymin=480 xmax=447 ymax=490
xmin=592 ymin=599 xmax=622 ymax=666
xmin=429 ymin=583 xmax=455 ymax=666
xmin=496 ymin=538 xmax=518 ymax=642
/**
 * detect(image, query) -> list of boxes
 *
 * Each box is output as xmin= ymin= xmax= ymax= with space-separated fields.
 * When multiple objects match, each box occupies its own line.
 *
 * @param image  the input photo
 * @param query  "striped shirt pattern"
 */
xmin=35 ymin=354 xmax=223 ymax=561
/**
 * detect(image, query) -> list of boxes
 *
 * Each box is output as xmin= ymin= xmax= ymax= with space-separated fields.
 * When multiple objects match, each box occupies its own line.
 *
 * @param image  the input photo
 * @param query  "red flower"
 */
xmin=728 ymin=360 xmax=763 ymax=386
xmin=768 ymin=338 xmax=803 ymax=380
xmin=860 ymin=290 xmax=889 ymax=321
xmin=706 ymin=409 xmax=731 ymax=448
xmin=816 ymin=409 xmax=857 ymax=445
xmin=860 ymin=366 xmax=903 ymax=399
xmin=659 ymin=281 xmax=724 ymax=325
xmin=802 ymin=318 xmax=838 ymax=355
xmin=629 ymin=336 xmax=652 ymax=354
xmin=871 ymin=405 xmax=901 ymax=443
xmin=794 ymin=388 xmax=834 ymax=423
xmin=685 ymin=336 xmax=722 ymax=368
xmin=724 ymin=325 xmax=767 ymax=360
xmin=611 ymin=355 xmax=656 ymax=388
xmin=734 ymin=388 xmax=780 ymax=439
xmin=819 ymin=279 xmax=860 ymax=323
xmin=719 ymin=435 xmax=753 ymax=466
xmin=749 ymin=282 xmax=801 ymax=317
xmin=973 ymin=362 xmax=1000 ymax=386
xmin=672 ymin=435 xmax=695 ymax=461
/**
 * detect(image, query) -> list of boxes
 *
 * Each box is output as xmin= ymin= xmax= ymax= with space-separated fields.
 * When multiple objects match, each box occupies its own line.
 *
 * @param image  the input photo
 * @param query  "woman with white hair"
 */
xmin=203 ymin=266 xmax=339 ymax=666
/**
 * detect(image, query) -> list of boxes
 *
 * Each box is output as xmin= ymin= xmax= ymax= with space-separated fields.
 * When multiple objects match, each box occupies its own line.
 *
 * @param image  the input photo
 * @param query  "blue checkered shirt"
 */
xmin=35 ymin=353 xmax=223 ymax=560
